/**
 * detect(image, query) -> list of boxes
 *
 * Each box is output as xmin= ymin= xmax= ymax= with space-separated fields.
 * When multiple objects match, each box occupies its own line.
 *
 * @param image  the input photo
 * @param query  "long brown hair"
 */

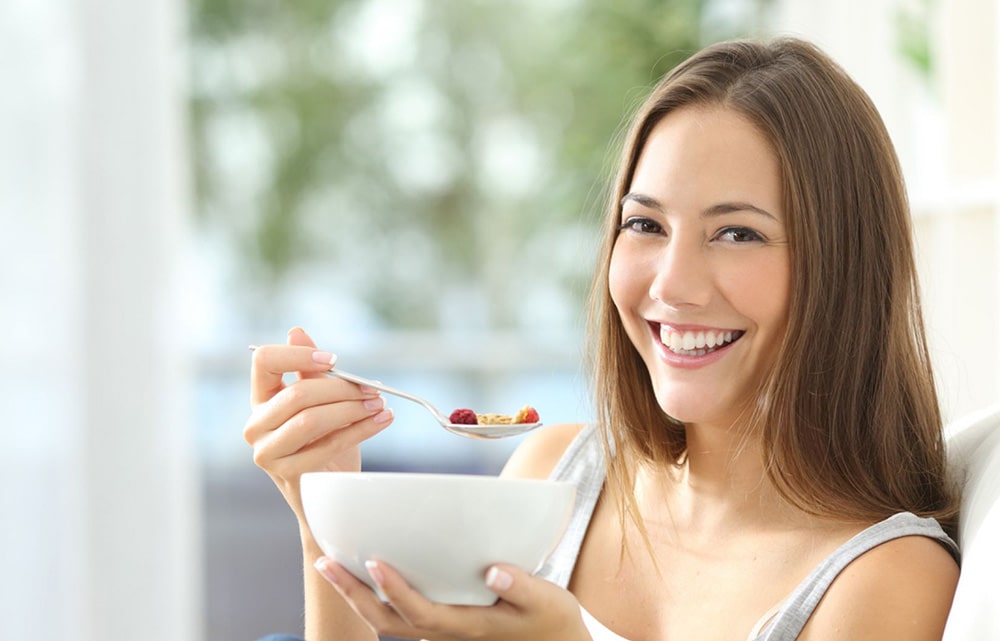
xmin=588 ymin=37 xmax=957 ymax=535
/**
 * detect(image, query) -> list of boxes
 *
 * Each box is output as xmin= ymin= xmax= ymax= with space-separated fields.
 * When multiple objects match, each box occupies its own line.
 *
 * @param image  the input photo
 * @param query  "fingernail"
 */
xmin=363 ymin=397 xmax=385 ymax=411
xmin=373 ymin=409 xmax=393 ymax=425
xmin=365 ymin=560 xmax=385 ymax=586
xmin=359 ymin=385 xmax=379 ymax=395
xmin=311 ymin=350 xmax=337 ymax=366
xmin=486 ymin=566 xmax=513 ymax=591
xmin=314 ymin=557 xmax=338 ymax=584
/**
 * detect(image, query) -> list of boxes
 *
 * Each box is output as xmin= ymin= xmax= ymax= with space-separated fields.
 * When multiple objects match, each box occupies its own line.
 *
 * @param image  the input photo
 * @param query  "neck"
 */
xmin=684 ymin=421 xmax=763 ymax=495
xmin=635 ymin=421 xmax=803 ymax=539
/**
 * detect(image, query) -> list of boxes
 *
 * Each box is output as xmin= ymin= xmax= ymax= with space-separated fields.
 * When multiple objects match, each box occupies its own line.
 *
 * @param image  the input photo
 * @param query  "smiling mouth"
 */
xmin=657 ymin=325 xmax=745 ymax=356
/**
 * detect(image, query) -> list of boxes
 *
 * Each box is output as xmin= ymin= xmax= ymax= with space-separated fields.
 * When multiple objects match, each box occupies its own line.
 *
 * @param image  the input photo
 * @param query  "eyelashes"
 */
xmin=715 ymin=226 xmax=765 ymax=243
xmin=616 ymin=217 xmax=663 ymax=235
xmin=616 ymin=216 xmax=767 ymax=243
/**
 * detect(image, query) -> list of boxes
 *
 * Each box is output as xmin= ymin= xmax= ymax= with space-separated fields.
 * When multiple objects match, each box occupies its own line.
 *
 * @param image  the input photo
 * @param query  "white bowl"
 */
xmin=301 ymin=472 xmax=576 ymax=606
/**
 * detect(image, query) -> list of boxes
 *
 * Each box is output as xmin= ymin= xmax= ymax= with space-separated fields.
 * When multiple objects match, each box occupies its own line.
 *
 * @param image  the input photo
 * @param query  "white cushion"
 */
xmin=942 ymin=404 xmax=1000 ymax=640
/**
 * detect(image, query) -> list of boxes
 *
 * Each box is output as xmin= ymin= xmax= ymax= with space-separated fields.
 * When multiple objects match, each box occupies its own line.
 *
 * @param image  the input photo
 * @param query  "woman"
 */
xmin=246 ymin=37 xmax=960 ymax=641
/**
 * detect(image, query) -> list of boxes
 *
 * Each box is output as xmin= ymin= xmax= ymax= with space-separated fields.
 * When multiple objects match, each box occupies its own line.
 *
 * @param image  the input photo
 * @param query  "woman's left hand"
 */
xmin=314 ymin=557 xmax=592 ymax=641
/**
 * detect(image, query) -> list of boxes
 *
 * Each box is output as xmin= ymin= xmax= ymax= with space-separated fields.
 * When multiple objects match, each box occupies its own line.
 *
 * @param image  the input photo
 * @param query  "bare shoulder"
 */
xmin=801 ymin=533 xmax=959 ymax=641
xmin=499 ymin=423 xmax=588 ymax=480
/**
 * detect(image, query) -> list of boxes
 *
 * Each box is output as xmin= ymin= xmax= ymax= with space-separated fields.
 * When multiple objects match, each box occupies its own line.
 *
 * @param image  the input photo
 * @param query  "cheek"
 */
xmin=608 ymin=246 xmax=642 ymax=313
xmin=721 ymin=256 xmax=791 ymax=336
xmin=763 ymin=258 xmax=792 ymax=330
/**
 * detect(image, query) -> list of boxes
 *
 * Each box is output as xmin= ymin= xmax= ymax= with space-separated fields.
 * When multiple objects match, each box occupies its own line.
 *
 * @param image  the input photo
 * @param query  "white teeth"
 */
xmin=659 ymin=327 xmax=741 ymax=355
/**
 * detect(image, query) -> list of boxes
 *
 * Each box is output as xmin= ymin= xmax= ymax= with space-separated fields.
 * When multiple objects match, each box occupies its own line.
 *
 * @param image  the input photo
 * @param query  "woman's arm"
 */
xmin=246 ymin=327 xmax=392 ymax=641
xmin=500 ymin=422 xmax=586 ymax=480
xmin=800 ymin=534 xmax=959 ymax=641
xmin=301 ymin=531 xmax=377 ymax=641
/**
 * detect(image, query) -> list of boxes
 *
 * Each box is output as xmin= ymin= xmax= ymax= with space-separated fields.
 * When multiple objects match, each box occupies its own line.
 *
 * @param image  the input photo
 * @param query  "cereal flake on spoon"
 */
xmin=449 ymin=405 xmax=540 ymax=425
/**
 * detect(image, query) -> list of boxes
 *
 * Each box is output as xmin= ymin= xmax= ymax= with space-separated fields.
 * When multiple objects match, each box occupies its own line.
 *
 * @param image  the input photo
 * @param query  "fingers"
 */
xmin=246 ymin=328 xmax=400 ymax=481
xmin=485 ymin=565 xmax=516 ymax=595
xmin=483 ymin=564 xmax=589 ymax=638
xmin=314 ymin=559 xmax=437 ymax=640
xmin=252 ymin=404 xmax=394 ymax=472
xmin=245 ymin=375 xmax=394 ymax=465
xmin=250 ymin=342 xmax=337 ymax=406
xmin=244 ymin=376 xmax=378 ymax=445
xmin=313 ymin=558 xmax=585 ymax=641
xmin=484 ymin=564 xmax=537 ymax=607
xmin=287 ymin=327 xmax=328 ymax=381
xmin=365 ymin=561 xmax=476 ymax=636
xmin=287 ymin=326 xmax=316 ymax=349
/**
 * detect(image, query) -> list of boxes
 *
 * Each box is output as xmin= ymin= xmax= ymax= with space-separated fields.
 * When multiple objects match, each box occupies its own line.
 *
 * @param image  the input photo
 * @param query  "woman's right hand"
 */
xmin=244 ymin=327 xmax=394 ymax=522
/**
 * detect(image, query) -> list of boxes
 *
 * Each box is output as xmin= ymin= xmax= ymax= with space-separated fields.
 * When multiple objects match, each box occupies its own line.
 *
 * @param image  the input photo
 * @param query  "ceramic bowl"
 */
xmin=301 ymin=472 xmax=575 ymax=605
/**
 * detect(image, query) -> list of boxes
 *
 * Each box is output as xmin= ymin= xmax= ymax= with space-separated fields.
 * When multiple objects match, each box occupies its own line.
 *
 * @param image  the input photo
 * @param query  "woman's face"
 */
xmin=609 ymin=105 xmax=790 ymax=428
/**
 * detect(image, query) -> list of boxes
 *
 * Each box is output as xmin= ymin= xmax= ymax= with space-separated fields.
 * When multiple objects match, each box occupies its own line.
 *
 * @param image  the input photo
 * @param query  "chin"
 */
xmin=653 ymin=387 xmax=739 ymax=427
xmin=653 ymin=394 xmax=702 ymax=425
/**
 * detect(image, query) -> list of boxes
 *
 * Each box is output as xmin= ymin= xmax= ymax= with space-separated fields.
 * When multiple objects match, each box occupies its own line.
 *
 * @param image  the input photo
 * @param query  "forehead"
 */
xmin=628 ymin=106 xmax=782 ymax=214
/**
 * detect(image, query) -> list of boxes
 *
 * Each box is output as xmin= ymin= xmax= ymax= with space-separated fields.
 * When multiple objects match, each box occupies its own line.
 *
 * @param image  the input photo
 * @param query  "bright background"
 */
xmin=1 ymin=0 xmax=996 ymax=639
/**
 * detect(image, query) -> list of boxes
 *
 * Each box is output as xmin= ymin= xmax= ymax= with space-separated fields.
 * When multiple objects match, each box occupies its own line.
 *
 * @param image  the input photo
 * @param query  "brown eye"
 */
xmin=617 ymin=217 xmax=664 ymax=235
xmin=716 ymin=226 xmax=764 ymax=243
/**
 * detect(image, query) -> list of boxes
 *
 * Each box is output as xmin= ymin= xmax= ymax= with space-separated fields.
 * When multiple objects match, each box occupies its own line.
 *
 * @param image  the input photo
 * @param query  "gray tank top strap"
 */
xmin=756 ymin=512 xmax=960 ymax=640
xmin=536 ymin=423 xmax=606 ymax=588
xmin=532 ymin=426 xmax=960 ymax=641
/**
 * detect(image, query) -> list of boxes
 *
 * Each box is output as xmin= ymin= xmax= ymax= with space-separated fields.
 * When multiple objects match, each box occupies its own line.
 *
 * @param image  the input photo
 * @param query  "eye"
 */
xmin=715 ymin=226 xmax=765 ymax=243
xmin=617 ymin=217 xmax=664 ymax=235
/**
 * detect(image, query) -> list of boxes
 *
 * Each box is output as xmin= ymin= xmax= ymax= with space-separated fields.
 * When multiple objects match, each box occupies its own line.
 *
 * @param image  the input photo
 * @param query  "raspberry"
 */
xmin=514 ymin=405 xmax=540 ymax=424
xmin=449 ymin=408 xmax=478 ymax=424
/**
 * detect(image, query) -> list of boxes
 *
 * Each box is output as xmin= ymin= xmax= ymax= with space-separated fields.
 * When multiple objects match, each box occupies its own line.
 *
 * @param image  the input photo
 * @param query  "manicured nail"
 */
xmin=365 ymin=560 xmax=385 ymax=586
xmin=373 ymin=409 xmax=393 ymax=425
xmin=311 ymin=350 xmax=337 ymax=366
xmin=314 ymin=557 xmax=338 ymax=584
xmin=486 ymin=566 xmax=513 ymax=591
xmin=363 ymin=397 xmax=385 ymax=411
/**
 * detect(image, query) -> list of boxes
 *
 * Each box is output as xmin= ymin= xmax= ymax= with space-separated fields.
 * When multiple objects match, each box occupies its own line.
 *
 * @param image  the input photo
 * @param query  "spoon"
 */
xmin=249 ymin=346 xmax=543 ymax=440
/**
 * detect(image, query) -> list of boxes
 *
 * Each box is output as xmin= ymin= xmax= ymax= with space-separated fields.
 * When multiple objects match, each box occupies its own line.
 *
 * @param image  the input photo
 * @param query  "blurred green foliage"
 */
xmin=894 ymin=0 xmax=935 ymax=83
xmin=188 ymin=0 xmax=713 ymax=329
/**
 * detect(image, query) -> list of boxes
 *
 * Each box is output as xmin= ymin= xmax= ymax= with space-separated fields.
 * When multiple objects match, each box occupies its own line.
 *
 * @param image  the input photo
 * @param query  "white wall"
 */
xmin=0 ymin=1 xmax=201 ymax=639
xmin=772 ymin=0 xmax=1000 ymax=422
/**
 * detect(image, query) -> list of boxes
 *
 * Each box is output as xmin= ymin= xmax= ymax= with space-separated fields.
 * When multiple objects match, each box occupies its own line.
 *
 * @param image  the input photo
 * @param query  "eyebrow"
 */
xmin=620 ymin=192 xmax=779 ymax=222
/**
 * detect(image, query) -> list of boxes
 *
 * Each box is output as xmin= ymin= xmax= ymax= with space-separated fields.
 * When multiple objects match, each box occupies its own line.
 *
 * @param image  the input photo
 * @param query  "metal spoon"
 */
xmin=323 ymin=367 xmax=542 ymax=439
xmin=249 ymin=346 xmax=543 ymax=439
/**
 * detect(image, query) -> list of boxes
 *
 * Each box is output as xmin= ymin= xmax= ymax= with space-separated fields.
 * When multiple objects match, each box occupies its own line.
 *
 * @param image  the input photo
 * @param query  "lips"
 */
xmin=656 ymin=324 xmax=745 ymax=357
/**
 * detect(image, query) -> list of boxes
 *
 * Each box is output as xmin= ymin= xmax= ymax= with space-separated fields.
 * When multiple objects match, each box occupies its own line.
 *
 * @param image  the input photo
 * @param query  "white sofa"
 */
xmin=943 ymin=405 xmax=1000 ymax=639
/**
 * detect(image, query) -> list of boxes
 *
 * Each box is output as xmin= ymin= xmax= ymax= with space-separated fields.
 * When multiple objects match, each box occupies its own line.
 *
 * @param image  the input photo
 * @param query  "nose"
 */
xmin=649 ymin=236 xmax=712 ymax=309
